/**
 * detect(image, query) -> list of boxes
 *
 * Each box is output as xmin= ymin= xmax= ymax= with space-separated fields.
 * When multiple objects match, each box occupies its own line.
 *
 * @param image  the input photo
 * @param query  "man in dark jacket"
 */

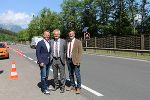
xmin=36 ymin=30 xmax=51 ymax=95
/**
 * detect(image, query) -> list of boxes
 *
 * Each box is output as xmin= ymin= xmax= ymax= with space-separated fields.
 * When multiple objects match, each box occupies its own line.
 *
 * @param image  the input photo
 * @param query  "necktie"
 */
xmin=69 ymin=42 xmax=71 ymax=58
xmin=55 ymin=41 xmax=58 ymax=57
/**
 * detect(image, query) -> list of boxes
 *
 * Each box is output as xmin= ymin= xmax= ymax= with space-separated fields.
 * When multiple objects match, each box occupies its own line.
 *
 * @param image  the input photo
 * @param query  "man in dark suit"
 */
xmin=36 ymin=30 xmax=51 ymax=95
xmin=50 ymin=29 xmax=66 ymax=93
xmin=66 ymin=30 xmax=82 ymax=94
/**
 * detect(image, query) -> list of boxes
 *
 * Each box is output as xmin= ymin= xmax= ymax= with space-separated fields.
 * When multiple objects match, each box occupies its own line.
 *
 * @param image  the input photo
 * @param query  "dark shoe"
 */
xmin=43 ymin=90 xmax=50 ymax=95
xmin=52 ymin=85 xmax=59 ymax=91
xmin=76 ymin=88 xmax=81 ymax=94
xmin=66 ymin=86 xmax=76 ymax=91
xmin=47 ymin=86 xmax=53 ymax=91
xmin=0 ymin=70 xmax=3 ymax=74
xmin=60 ymin=87 xmax=65 ymax=93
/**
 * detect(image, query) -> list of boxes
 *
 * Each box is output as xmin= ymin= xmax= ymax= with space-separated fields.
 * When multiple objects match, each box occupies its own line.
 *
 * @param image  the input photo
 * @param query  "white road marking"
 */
xmin=84 ymin=53 xmax=150 ymax=63
xmin=34 ymin=61 xmax=37 ymax=63
xmin=27 ymin=57 xmax=33 ymax=61
xmin=81 ymin=84 xmax=104 ymax=96
xmin=23 ymin=55 xmax=27 ymax=58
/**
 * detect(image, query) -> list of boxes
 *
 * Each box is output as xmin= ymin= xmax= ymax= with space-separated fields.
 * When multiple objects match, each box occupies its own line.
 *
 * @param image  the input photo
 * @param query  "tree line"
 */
xmin=18 ymin=0 xmax=150 ymax=41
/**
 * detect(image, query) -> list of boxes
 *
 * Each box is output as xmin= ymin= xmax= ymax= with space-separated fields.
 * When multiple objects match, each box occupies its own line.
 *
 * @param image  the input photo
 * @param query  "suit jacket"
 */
xmin=36 ymin=40 xmax=51 ymax=65
xmin=67 ymin=38 xmax=82 ymax=65
xmin=50 ymin=39 xmax=66 ymax=65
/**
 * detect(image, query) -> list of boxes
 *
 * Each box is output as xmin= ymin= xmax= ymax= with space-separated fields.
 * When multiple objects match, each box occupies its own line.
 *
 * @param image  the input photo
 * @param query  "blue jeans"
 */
xmin=40 ymin=64 xmax=50 ymax=91
xmin=67 ymin=59 xmax=81 ymax=89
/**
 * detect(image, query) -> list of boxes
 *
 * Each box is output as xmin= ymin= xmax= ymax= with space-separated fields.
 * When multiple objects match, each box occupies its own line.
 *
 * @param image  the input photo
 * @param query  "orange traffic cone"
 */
xmin=9 ymin=61 xmax=19 ymax=80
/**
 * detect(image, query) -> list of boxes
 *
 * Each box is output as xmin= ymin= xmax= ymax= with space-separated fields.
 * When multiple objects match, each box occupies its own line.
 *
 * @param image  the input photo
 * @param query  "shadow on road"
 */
xmin=37 ymin=79 xmax=72 ymax=91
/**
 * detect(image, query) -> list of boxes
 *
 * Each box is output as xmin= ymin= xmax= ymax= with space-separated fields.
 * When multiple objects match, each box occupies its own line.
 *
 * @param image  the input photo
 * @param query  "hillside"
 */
xmin=0 ymin=24 xmax=23 ymax=33
xmin=0 ymin=28 xmax=17 ymax=41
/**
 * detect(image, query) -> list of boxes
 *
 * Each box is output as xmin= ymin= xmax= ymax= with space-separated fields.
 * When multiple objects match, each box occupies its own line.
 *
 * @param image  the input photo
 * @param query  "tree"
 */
xmin=28 ymin=8 xmax=63 ymax=40
xmin=111 ymin=0 xmax=133 ymax=36
xmin=17 ymin=29 xmax=29 ymax=41
xmin=61 ymin=0 xmax=82 ymax=38
xmin=140 ymin=0 xmax=150 ymax=34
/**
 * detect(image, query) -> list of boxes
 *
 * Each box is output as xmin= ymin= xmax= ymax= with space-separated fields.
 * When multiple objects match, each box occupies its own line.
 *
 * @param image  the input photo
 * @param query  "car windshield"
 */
xmin=0 ymin=43 xmax=5 ymax=48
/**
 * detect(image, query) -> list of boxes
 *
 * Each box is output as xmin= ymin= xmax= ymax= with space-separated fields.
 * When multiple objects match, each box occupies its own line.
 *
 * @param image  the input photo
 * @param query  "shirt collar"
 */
xmin=55 ymin=38 xmax=60 ymax=42
xmin=44 ymin=39 xmax=49 ymax=43
xmin=71 ymin=38 xmax=75 ymax=42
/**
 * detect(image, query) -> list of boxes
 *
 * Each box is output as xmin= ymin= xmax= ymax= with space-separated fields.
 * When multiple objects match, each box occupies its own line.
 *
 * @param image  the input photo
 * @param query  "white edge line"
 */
xmin=34 ymin=61 xmax=37 ymax=63
xmin=23 ymin=55 xmax=27 ymax=58
xmin=81 ymin=84 xmax=104 ymax=96
xmin=27 ymin=57 xmax=33 ymax=61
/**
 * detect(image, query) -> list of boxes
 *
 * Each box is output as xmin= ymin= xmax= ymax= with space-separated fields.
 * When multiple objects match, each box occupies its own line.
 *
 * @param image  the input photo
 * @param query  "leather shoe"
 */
xmin=66 ymin=86 xmax=76 ymax=91
xmin=52 ymin=85 xmax=59 ymax=91
xmin=60 ymin=87 xmax=65 ymax=93
xmin=76 ymin=88 xmax=81 ymax=94
xmin=43 ymin=90 xmax=50 ymax=95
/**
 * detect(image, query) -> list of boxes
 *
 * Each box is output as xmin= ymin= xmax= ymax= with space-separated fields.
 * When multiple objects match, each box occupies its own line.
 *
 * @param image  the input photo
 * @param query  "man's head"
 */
xmin=68 ymin=30 xmax=75 ymax=40
xmin=53 ymin=29 xmax=61 ymax=40
xmin=43 ymin=30 xmax=50 ymax=41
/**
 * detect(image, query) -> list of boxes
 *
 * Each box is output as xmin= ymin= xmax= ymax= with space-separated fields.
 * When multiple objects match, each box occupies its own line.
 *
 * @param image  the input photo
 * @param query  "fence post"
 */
xmin=94 ymin=37 xmax=97 ymax=53
xmin=114 ymin=36 xmax=116 ymax=48
xmin=141 ymin=35 xmax=144 ymax=50
xmin=95 ymin=37 xmax=97 ymax=47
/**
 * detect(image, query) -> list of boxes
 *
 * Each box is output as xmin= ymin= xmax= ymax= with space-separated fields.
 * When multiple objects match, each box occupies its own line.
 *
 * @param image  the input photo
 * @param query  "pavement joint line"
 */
xmin=84 ymin=53 xmax=150 ymax=63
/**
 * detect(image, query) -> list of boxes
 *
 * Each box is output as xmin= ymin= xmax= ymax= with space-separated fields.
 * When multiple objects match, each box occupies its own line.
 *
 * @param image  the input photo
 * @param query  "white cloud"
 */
xmin=0 ymin=10 xmax=32 ymax=28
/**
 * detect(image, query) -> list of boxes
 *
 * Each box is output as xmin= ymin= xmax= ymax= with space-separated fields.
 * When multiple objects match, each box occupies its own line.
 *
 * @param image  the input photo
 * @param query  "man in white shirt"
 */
xmin=66 ymin=30 xmax=82 ymax=94
xmin=50 ymin=29 xmax=66 ymax=93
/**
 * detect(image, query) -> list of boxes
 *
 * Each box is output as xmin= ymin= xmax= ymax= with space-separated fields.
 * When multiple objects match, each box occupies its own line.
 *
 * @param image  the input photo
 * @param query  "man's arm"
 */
xmin=36 ymin=42 xmax=42 ymax=64
xmin=77 ymin=40 xmax=83 ymax=65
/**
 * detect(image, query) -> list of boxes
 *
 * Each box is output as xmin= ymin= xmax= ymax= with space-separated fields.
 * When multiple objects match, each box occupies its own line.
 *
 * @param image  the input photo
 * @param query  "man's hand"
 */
xmin=75 ymin=63 xmax=80 ymax=66
xmin=40 ymin=63 xmax=45 ymax=67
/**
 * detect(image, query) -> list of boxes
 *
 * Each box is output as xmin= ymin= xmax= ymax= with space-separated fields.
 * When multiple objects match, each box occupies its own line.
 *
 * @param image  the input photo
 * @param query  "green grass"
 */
xmin=83 ymin=49 xmax=150 ymax=61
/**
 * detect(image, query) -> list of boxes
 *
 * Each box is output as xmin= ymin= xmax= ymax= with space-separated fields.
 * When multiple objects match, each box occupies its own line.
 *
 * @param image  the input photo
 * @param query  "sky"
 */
xmin=0 ymin=0 xmax=63 ymax=28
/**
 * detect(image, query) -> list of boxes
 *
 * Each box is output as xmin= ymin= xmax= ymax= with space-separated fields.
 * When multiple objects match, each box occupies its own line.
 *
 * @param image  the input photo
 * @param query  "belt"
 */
xmin=53 ymin=57 xmax=60 ymax=60
xmin=67 ymin=58 xmax=72 ymax=60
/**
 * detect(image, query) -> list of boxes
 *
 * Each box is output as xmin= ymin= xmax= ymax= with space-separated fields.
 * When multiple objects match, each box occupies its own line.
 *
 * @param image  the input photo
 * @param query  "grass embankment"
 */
xmin=83 ymin=49 xmax=150 ymax=61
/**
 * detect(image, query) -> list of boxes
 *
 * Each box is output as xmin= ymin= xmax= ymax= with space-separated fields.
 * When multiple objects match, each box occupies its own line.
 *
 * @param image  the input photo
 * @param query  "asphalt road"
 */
xmin=0 ymin=44 xmax=150 ymax=100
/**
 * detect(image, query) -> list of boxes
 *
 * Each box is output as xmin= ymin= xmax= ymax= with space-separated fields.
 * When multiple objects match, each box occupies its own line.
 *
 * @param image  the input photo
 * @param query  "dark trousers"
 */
xmin=40 ymin=63 xmax=50 ymax=91
xmin=52 ymin=58 xmax=66 ymax=88
xmin=67 ymin=58 xmax=81 ymax=89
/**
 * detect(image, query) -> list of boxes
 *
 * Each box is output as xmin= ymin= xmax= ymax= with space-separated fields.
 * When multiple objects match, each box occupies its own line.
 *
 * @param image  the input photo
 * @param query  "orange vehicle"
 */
xmin=0 ymin=43 xmax=9 ymax=59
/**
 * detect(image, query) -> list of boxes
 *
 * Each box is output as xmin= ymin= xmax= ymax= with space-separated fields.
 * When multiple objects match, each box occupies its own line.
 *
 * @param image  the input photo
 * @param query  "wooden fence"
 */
xmin=81 ymin=35 xmax=150 ymax=50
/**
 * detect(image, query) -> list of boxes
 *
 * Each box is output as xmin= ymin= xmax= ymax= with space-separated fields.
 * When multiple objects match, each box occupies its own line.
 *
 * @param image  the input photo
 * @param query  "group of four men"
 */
xmin=36 ymin=29 xmax=82 ymax=95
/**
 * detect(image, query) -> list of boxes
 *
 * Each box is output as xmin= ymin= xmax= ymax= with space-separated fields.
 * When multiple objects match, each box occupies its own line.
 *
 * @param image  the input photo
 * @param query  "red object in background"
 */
xmin=84 ymin=32 xmax=90 ymax=40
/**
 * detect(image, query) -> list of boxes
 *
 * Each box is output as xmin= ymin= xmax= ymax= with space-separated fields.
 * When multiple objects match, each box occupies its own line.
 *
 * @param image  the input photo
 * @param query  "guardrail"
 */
xmin=83 ymin=47 xmax=150 ymax=55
